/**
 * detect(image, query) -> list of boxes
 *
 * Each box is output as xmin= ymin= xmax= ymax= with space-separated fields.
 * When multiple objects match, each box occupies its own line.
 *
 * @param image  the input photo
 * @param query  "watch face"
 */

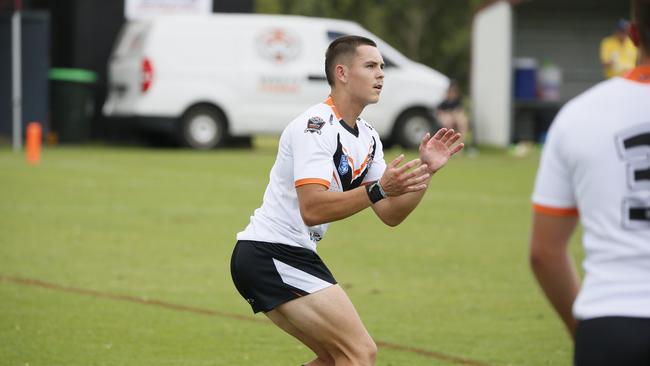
xmin=376 ymin=181 xmax=386 ymax=197
xmin=367 ymin=182 xmax=385 ymax=204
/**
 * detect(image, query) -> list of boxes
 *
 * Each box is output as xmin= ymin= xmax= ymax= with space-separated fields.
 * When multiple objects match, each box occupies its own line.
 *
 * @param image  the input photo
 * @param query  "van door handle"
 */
xmin=307 ymin=75 xmax=327 ymax=82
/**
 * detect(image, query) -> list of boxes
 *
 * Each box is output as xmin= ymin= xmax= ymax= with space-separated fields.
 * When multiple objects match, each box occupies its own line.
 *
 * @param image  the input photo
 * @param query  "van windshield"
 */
xmin=326 ymin=30 xmax=397 ymax=68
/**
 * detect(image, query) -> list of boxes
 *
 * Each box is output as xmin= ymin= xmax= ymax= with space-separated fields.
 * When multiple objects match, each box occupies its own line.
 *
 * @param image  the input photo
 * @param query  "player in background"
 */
xmin=530 ymin=1 xmax=650 ymax=364
xmin=600 ymin=18 xmax=638 ymax=79
xmin=231 ymin=36 xmax=463 ymax=366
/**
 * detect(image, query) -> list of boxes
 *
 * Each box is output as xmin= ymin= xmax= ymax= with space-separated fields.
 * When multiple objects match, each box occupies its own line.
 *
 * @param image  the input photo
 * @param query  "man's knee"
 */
xmin=361 ymin=338 xmax=378 ymax=364
xmin=335 ymin=337 xmax=377 ymax=365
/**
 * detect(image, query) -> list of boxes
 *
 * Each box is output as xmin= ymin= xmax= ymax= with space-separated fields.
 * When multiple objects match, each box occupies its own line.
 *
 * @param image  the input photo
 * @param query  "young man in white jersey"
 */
xmin=231 ymin=36 xmax=463 ymax=365
xmin=530 ymin=1 xmax=650 ymax=364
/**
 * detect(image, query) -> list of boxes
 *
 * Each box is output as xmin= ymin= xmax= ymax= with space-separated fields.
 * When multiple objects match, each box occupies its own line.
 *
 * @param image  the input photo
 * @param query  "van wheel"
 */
xmin=394 ymin=110 xmax=439 ymax=149
xmin=179 ymin=106 xmax=227 ymax=150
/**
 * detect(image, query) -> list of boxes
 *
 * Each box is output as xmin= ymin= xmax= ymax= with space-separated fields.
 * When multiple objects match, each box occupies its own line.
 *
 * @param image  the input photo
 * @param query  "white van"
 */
xmin=103 ymin=14 xmax=449 ymax=149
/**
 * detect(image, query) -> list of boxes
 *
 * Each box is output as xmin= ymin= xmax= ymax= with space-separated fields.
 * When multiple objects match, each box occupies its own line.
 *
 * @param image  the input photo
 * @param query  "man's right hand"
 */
xmin=378 ymin=154 xmax=430 ymax=197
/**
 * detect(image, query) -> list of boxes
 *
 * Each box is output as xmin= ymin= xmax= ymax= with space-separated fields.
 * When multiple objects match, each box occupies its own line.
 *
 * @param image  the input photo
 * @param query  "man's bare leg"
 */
xmin=266 ymin=310 xmax=335 ymax=366
xmin=265 ymin=285 xmax=377 ymax=366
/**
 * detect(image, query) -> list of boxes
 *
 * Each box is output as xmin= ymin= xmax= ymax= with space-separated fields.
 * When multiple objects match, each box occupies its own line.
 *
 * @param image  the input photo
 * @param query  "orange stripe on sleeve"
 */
xmin=295 ymin=178 xmax=330 ymax=189
xmin=533 ymin=203 xmax=579 ymax=217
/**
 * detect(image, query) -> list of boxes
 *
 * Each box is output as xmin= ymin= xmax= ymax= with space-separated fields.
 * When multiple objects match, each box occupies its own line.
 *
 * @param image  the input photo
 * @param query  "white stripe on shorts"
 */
xmin=272 ymin=258 xmax=333 ymax=294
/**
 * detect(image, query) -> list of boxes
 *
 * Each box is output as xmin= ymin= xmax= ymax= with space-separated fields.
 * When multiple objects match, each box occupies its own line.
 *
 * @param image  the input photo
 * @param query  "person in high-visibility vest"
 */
xmin=600 ymin=19 xmax=638 ymax=79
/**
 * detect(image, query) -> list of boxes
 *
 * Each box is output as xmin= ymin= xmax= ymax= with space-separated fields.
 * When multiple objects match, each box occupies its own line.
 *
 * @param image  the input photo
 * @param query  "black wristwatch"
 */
xmin=366 ymin=181 xmax=387 ymax=204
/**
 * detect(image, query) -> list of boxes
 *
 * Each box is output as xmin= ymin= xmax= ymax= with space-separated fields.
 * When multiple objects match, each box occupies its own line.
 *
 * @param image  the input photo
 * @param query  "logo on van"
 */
xmin=256 ymin=28 xmax=301 ymax=64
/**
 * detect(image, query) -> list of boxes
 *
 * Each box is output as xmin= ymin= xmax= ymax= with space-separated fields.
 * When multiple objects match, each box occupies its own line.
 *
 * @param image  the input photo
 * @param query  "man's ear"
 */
xmin=335 ymin=64 xmax=348 ymax=84
xmin=629 ymin=22 xmax=640 ymax=47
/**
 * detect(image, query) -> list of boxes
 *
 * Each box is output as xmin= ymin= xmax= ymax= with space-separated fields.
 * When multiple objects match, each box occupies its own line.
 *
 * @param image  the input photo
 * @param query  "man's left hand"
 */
xmin=419 ymin=128 xmax=464 ymax=174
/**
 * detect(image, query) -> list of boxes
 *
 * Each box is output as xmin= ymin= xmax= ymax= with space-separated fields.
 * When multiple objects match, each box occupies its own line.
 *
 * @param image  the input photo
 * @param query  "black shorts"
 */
xmin=230 ymin=240 xmax=337 ymax=313
xmin=574 ymin=316 xmax=650 ymax=366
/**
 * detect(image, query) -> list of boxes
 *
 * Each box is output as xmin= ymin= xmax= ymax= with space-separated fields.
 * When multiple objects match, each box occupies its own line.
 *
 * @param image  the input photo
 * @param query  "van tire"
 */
xmin=393 ymin=109 xmax=439 ymax=149
xmin=179 ymin=105 xmax=227 ymax=150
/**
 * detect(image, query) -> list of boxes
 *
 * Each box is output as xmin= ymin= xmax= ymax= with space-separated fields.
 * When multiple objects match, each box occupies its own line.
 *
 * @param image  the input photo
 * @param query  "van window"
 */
xmin=113 ymin=23 xmax=149 ymax=58
xmin=327 ymin=31 xmax=346 ymax=42
xmin=326 ymin=31 xmax=397 ymax=69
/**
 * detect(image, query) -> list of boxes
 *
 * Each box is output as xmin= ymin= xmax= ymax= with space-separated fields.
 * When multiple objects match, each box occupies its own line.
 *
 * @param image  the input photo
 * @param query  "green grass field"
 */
xmin=0 ymin=140 xmax=583 ymax=366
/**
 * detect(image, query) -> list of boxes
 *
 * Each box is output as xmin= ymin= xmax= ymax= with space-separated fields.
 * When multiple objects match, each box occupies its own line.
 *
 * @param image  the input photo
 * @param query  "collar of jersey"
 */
xmin=324 ymin=96 xmax=342 ymax=119
xmin=324 ymin=96 xmax=359 ymax=137
xmin=623 ymin=65 xmax=650 ymax=84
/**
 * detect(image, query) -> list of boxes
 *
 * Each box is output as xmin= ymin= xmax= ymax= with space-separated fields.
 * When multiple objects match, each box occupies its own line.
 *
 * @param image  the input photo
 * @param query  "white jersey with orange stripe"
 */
xmin=237 ymin=97 xmax=387 ymax=252
xmin=532 ymin=66 xmax=650 ymax=320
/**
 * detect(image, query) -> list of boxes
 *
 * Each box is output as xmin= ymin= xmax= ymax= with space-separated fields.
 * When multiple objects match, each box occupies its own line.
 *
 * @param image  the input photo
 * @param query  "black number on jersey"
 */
xmin=616 ymin=122 xmax=650 ymax=230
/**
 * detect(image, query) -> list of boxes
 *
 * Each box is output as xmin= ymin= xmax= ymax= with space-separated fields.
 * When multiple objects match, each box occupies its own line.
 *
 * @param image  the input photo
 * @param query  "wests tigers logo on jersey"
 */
xmin=304 ymin=116 xmax=325 ymax=135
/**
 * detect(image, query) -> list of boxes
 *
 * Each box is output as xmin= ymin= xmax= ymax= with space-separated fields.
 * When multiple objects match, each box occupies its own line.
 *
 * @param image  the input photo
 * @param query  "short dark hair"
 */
xmin=634 ymin=0 xmax=650 ymax=51
xmin=325 ymin=35 xmax=377 ymax=86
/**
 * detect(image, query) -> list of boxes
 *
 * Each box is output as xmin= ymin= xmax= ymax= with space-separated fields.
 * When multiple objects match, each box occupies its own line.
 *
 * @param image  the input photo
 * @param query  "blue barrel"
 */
xmin=514 ymin=58 xmax=538 ymax=100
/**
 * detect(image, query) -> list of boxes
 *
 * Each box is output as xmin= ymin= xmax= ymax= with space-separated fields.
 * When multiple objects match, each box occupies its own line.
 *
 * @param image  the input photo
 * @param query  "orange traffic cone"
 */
xmin=26 ymin=122 xmax=42 ymax=165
